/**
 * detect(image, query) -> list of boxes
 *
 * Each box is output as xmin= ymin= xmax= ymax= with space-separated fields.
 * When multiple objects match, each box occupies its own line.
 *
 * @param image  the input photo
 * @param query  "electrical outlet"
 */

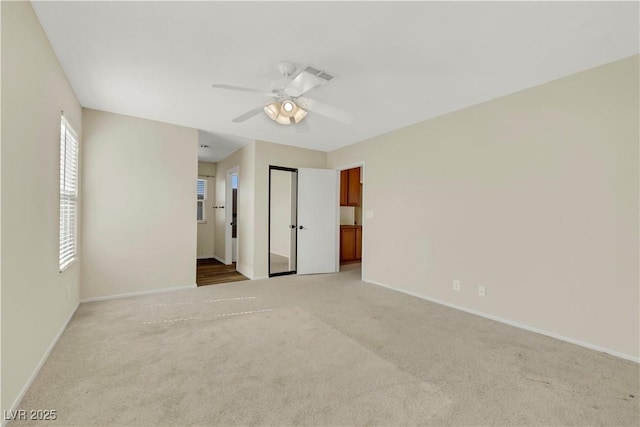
xmin=453 ymin=280 xmax=461 ymax=291
xmin=478 ymin=286 xmax=486 ymax=297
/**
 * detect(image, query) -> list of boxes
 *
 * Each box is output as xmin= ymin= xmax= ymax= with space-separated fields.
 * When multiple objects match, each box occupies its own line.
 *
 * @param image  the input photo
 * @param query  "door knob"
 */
xmin=290 ymin=225 xmax=296 ymax=229
xmin=299 ymin=225 xmax=305 ymax=230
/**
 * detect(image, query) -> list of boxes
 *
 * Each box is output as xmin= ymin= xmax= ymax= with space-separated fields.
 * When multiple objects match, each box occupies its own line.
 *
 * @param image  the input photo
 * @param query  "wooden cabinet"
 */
xmin=348 ymin=168 xmax=360 ymax=206
xmin=340 ymin=225 xmax=362 ymax=263
xmin=339 ymin=168 xmax=362 ymax=263
xmin=340 ymin=167 xmax=361 ymax=207
xmin=340 ymin=170 xmax=349 ymax=206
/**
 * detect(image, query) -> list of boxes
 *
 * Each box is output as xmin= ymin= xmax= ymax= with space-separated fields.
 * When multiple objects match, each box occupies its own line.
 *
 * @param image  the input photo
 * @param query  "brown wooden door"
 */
xmin=347 ymin=167 xmax=361 ymax=206
xmin=355 ymin=227 xmax=362 ymax=260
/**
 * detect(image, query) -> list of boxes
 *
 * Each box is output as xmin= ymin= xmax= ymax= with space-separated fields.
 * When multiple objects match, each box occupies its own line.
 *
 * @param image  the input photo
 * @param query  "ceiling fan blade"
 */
xmin=232 ymin=106 xmax=264 ymax=123
xmin=295 ymin=120 xmax=311 ymax=133
xmin=284 ymin=65 xmax=337 ymax=97
xmin=284 ymin=72 xmax=322 ymax=97
xmin=212 ymin=84 xmax=274 ymax=97
xmin=298 ymin=97 xmax=354 ymax=124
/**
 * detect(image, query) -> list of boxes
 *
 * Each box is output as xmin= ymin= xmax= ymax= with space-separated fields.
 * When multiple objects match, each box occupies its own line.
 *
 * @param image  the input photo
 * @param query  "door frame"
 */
xmin=335 ymin=161 xmax=366 ymax=280
xmin=225 ymin=166 xmax=239 ymax=265
xmin=268 ymin=165 xmax=298 ymax=277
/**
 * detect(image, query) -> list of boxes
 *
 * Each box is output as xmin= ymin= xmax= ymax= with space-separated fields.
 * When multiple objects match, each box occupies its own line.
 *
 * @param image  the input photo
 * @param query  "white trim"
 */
xmin=269 ymin=250 xmax=290 ymax=258
xmin=79 ymin=284 xmax=196 ymax=303
xmin=252 ymin=275 xmax=268 ymax=280
xmin=197 ymin=255 xmax=215 ymax=260
xmin=363 ymin=278 xmax=640 ymax=364
xmin=4 ymin=303 xmax=79 ymax=427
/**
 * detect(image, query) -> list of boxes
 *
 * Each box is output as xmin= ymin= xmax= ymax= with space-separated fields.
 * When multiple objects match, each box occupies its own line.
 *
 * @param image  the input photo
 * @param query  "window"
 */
xmin=59 ymin=116 xmax=79 ymax=271
xmin=197 ymin=179 xmax=206 ymax=223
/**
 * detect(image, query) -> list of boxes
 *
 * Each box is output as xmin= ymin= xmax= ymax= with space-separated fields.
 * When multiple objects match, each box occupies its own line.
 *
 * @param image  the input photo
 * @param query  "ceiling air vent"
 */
xmin=303 ymin=66 xmax=335 ymax=82
xmin=318 ymin=72 xmax=334 ymax=82
xmin=304 ymin=66 xmax=321 ymax=75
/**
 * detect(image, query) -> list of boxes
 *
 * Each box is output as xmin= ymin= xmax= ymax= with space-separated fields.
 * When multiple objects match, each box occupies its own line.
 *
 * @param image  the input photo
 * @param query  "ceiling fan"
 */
xmin=211 ymin=62 xmax=353 ymax=130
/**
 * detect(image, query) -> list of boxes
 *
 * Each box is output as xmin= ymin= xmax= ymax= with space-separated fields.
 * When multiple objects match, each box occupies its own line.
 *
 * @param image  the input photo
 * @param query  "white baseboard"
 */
xmin=269 ymin=251 xmax=289 ymax=258
xmin=197 ymin=255 xmax=215 ymax=260
xmin=252 ymin=276 xmax=268 ymax=280
xmin=79 ymin=284 xmax=197 ymax=303
xmin=363 ymin=278 xmax=639 ymax=364
xmin=3 ymin=302 xmax=79 ymax=427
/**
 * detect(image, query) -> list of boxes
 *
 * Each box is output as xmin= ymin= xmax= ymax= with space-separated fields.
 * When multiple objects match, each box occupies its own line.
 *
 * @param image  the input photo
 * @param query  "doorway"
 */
xmin=338 ymin=164 xmax=364 ymax=273
xmin=196 ymin=258 xmax=248 ymax=286
xmin=196 ymin=166 xmax=247 ymax=286
xmin=269 ymin=166 xmax=298 ymax=276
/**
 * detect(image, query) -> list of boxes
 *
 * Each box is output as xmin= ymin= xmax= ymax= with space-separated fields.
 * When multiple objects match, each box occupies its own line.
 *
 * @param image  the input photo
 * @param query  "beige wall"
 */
xmin=1 ymin=1 xmax=83 ymax=413
xmin=253 ymin=141 xmax=327 ymax=278
xmin=328 ymin=55 xmax=640 ymax=360
xmin=214 ymin=142 xmax=255 ymax=277
xmin=81 ymin=109 xmax=198 ymax=300
xmin=197 ymin=162 xmax=216 ymax=259
xmin=340 ymin=206 xmax=355 ymax=225
xmin=198 ymin=162 xmax=216 ymax=177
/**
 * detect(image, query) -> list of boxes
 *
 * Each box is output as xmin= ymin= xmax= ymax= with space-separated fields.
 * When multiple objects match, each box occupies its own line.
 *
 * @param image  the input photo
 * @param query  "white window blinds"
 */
xmin=197 ymin=179 xmax=206 ymax=222
xmin=59 ymin=116 xmax=79 ymax=271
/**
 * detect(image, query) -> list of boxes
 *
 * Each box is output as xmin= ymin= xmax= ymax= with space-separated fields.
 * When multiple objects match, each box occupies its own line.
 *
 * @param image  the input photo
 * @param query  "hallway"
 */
xmin=196 ymin=258 xmax=248 ymax=286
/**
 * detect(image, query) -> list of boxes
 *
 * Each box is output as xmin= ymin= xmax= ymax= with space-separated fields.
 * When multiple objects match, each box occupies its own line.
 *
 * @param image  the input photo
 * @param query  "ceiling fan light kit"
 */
xmin=263 ymin=99 xmax=308 ymax=125
xmin=282 ymin=100 xmax=295 ymax=114
xmin=292 ymin=108 xmax=307 ymax=124
xmin=275 ymin=111 xmax=292 ymax=125
xmin=264 ymin=103 xmax=280 ymax=121
xmin=213 ymin=62 xmax=353 ymax=128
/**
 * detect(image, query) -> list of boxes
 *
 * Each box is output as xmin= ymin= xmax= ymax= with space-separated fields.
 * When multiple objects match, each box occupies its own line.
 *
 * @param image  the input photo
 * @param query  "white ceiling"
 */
xmin=32 ymin=1 xmax=639 ymax=162
xmin=197 ymin=130 xmax=251 ymax=163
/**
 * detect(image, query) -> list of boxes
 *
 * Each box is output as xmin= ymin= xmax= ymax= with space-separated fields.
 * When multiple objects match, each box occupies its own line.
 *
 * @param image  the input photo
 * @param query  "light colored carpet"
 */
xmin=11 ymin=264 xmax=639 ymax=426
